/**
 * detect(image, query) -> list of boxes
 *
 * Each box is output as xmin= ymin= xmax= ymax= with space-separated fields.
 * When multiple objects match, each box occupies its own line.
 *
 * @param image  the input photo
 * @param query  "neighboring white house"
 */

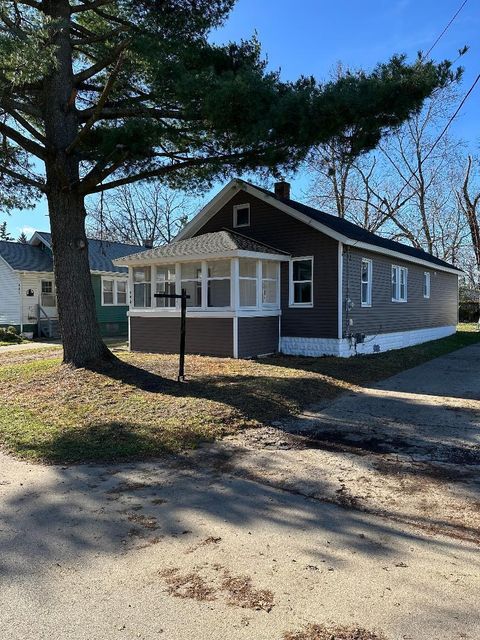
xmin=0 ymin=231 xmax=140 ymax=337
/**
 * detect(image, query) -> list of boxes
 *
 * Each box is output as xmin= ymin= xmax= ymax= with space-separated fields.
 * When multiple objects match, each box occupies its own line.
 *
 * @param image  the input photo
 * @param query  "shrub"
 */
xmin=0 ymin=327 xmax=23 ymax=343
xmin=7 ymin=326 xmax=18 ymax=335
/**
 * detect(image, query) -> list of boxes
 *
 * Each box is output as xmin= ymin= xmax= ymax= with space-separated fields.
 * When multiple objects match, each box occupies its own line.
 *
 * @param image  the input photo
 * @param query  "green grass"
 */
xmin=0 ymin=324 xmax=478 ymax=464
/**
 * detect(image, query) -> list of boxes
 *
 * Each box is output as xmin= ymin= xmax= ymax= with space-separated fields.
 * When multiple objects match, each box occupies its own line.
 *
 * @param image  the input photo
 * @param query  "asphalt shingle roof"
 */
xmin=0 ymin=234 xmax=141 ymax=273
xmin=115 ymin=229 xmax=288 ymax=263
xmin=247 ymin=182 xmax=461 ymax=272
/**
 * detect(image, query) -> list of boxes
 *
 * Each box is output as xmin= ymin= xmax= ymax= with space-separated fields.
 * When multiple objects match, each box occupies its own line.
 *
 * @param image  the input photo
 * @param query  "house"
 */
xmin=114 ymin=179 xmax=462 ymax=358
xmin=0 ymin=231 xmax=141 ymax=338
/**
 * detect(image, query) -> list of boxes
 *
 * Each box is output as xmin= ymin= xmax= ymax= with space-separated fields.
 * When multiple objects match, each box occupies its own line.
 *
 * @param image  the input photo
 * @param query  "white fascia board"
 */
xmin=113 ymin=249 xmax=289 ymax=267
xmin=90 ymin=270 xmax=128 ymax=276
xmin=176 ymin=178 xmax=462 ymax=277
xmin=128 ymin=309 xmax=281 ymax=319
xmin=18 ymin=270 xmax=54 ymax=276
xmin=174 ymin=180 xmax=242 ymax=241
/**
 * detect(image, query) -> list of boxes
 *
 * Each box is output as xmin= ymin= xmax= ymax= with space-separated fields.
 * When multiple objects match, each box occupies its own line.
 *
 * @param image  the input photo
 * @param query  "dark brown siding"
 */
xmin=196 ymin=190 xmax=339 ymax=338
xmin=130 ymin=316 xmax=233 ymax=357
xmin=343 ymin=248 xmax=458 ymax=336
xmin=238 ymin=316 xmax=279 ymax=358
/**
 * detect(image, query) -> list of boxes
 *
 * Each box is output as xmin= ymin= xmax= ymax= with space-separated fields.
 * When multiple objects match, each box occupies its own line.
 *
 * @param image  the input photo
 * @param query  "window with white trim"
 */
xmin=239 ymin=259 xmax=257 ymax=308
xmin=361 ymin=258 xmax=372 ymax=307
xmin=290 ymin=257 xmax=313 ymax=306
xmin=155 ymin=265 xmax=176 ymax=308
xmin=207 ymin=260 xmax=231 ymax=308
xmin=391 ymin=265 xmax=407 ymax=302
xmin=233 ymin=203 xmax=250 ymax=228
xmin=423 ymin=271 xmax=431 ymax=299
xmin=262 ymin=260 xmax=279 ymax=306
xmin=102 ymin=278 xmax=129 ymax=306
xmin=133 ymin=267 xmax=152 ymax=308
xmin=181 ymin=262 xmax=202 ymax=308
xmin=41 ymin=280 xmax=56 ymax=307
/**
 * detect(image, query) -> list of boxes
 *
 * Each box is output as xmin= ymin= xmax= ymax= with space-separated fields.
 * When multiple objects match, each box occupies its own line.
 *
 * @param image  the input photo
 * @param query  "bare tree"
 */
xmin=87 ymin=183 xmax=198 ymax=246
xmin=457 ymin=155 xmax=480 ymax=271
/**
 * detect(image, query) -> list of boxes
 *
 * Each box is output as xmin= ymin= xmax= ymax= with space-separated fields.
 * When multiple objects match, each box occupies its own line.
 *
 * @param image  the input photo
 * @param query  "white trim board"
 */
xmin=280 ymin=325 xmax=456 ymax=358
xmin=176 ymin=179 xmax=463 ymax=276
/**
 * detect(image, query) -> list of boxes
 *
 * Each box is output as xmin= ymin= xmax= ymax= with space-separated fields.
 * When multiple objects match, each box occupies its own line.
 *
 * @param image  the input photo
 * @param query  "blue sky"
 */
xmin=3 ymin=0 xmax=479 ymax=238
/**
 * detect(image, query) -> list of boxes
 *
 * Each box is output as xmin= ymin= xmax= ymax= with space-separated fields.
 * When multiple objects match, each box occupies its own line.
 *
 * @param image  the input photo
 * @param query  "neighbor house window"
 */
xmin=181 ymin=262 xmax=202 ymax=308
xmin=262 ymin=260 xmax=279 ymax=306
xmin=233 ymin=203 xmax=250 ymax=228
xmin=392 ymin=265 xmax=407 ymax=302
xmin=41 ymin=280 xmax=55 ymax=307
xmin=102 ymin=279 xmax=114 ymax=305
xmin=361 ymin=258 xmax=372 ymax=307
xmin=207 ymin=260 xmax=231 ymax=308
xmin=239 ymin=259 xmax=258 ymax=308
xmin=423 ymin=272 xmax=431 ymax=299
xmin=290 ymin=257 xmax=313 ymax=306
xmin=155 ymin=265 xmax=176 ymax=308
xmin=133 ymin=267 xmax=152 ymax=307
xmin=102 ymin=278 xmax=128 ymax=306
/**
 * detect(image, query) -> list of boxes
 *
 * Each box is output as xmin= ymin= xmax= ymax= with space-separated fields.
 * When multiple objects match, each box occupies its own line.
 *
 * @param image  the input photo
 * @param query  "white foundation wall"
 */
xmin=0 ymin=260 xmax=20 ymax=325
xmin=280 ymin=325 xmax=456 ymax=358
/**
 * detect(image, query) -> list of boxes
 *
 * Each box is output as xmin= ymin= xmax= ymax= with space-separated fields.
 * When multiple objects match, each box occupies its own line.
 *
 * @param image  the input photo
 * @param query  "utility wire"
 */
xmin=424 ymin=0 xmax=469 ymax=58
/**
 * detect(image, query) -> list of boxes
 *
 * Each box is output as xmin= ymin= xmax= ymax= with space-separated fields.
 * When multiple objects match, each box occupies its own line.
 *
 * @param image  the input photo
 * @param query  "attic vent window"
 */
xmin=233 ymin=203 xmax=250 ymax=228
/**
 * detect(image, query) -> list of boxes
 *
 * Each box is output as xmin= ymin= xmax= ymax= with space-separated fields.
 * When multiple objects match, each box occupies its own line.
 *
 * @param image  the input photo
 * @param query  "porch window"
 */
xmin=155 ymin=265 xmax=176 ymax=308
xmin=207 ymin=260 xmax=231 ymax=308
xmin=361 ymin=258 xmax=372 ymax=307
xmin=133 ymin=267 xmax=152 ymax=307
xmin=239 ymin=259 xmax=257 ymax=308
xmin=262 ymin=260 xmax=278 ymax=306
xmin=116 ymin=280 xmax=127 ymax=305
xmin=41 ymin=280 xmax=55 ymax=307
xmin=290 ymin=257 xmax=313 ymax=306
xmin=392 ymin=265 xmax=407 ymax=302
xmin=181 ymin=262 xmax=202 ymax=308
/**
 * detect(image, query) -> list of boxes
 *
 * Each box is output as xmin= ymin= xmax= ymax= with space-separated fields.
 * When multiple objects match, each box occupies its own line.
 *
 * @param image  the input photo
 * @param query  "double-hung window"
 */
xmin=290 ymin=257 xmax=313 ymax=306
xmin=155 ymin=265 xmax=176 ymax=308
xmin=361 ymin=258 xmax=372 ymax=307
xmin=181 ymin=262 xmax=202 ymax=308
xmin=423 ymin=272 xmax=431 ymax=299
xmin=207 ymin=260 xmax=231 ymax=308
xmin=41 ymin=280 xmax=56 ymax=307
xmin=133 ymin=267 xmax=152 ymax=308
xmin=102 ymin=278 xmax=128 ymax=306
xmin=239 ymin=259 xmax=257 ymax=308
xmin=262 ymin=261 xmax=279 ymax=306
xmin=392 ymin=265 xmax=408 ymax=302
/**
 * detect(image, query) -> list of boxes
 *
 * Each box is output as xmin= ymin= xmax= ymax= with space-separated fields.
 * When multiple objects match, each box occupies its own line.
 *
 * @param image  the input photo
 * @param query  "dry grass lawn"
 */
xmin=0 ymin=324 xmax=478 ymax=463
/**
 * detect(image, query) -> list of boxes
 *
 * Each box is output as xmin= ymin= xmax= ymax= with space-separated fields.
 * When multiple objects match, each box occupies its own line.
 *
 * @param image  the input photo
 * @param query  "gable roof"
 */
xmin=1 ymin=233 xmax=141 ymax=274
xmin=176 ymin=179 xmax=463 ymax=275
xmin=114 ymin=229 xmax=289 ymax=265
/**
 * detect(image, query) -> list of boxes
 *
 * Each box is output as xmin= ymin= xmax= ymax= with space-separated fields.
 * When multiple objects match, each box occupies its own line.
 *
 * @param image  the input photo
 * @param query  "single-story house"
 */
xmin=0 ymin=231 xmax=141 ymax=338
xmin=114 ymin=179 xmax=462 ymax=358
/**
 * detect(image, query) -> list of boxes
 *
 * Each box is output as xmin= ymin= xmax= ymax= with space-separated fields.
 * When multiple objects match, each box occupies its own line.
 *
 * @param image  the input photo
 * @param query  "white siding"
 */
xmin=0 ymin=258 xmax=21 ymax=325
xmin=20 ymin=272 xmax=57 ymax=325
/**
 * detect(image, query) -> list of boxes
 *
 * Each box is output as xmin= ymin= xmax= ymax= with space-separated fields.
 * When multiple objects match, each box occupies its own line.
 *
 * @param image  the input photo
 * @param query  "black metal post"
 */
xmin=153 ymin=290 xmax=190 ymax=382
xmin=178 ymin=288 xmax=187 ymax=382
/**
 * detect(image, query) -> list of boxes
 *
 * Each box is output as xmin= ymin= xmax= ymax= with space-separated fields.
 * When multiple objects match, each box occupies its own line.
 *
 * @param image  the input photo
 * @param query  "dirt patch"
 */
xmin=159 ymin=566 xmax=274 ymax=611
xmin=107 ymin=481 xmax=151 ymax=494
xmin=186 ymin=536 xmax=222 ymax=554
xmin=127 ymin=513 xmax=158 ymax=530
xmin=284 ymin=624 xmax=388 ymax=640
xmin=159 ymin=568 xmax=217 ymax=601
xmin=221 ymin=570 xmax=274 ymax=612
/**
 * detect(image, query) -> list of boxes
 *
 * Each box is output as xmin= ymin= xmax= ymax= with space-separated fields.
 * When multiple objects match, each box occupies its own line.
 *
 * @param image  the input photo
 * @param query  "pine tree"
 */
xmin=0 ymin=221 xmax=13 ymax=241
xmin=18 ymin=231 xmax=28 ymax=244
xmin=0 ymin=1 xmax=459 ymax=366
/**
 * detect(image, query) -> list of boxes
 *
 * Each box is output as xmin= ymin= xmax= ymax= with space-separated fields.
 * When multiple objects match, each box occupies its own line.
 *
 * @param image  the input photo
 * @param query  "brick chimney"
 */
xmin=274 ymin=180 xmax=290 ymax=200
xmin=143 ymin=237 xmax=154 ymax=249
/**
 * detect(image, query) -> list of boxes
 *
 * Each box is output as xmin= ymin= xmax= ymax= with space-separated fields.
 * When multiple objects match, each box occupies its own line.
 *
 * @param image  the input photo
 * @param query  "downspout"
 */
xmin=19 ymin=274 xmax=23 ymax=334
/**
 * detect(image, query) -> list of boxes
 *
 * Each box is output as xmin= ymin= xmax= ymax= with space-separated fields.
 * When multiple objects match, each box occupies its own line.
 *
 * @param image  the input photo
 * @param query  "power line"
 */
xmin=424 ymin=0 xmax=469 ymax=59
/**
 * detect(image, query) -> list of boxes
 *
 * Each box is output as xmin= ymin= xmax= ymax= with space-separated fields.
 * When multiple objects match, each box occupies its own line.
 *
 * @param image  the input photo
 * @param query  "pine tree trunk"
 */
xmin=41 ymin=0 xmax=113 ymax=367
xmin=47 ymin=188 xmax=112 ymax=366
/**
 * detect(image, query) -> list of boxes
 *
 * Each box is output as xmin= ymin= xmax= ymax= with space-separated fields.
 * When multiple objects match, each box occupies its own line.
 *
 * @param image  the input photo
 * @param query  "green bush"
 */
xmin=0 ymin=328 xmax=23 ymax=344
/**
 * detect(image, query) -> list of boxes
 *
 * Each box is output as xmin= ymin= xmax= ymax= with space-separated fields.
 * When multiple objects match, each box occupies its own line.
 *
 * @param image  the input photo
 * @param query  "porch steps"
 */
xmin=38 ymin=318 xmax=60 ymax=339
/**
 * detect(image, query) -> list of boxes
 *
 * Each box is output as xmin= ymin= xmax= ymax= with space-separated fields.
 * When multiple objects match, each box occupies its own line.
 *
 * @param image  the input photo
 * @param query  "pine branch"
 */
xmin=0 ymin=120 xmax=46 ymax=159
xmin=71 ymin=1 xmax=114 ymax=13
xmin=0 ymin=164 xmax=46 ymax=191
xmin=74 ymin=40 xmax=129 ymax=85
